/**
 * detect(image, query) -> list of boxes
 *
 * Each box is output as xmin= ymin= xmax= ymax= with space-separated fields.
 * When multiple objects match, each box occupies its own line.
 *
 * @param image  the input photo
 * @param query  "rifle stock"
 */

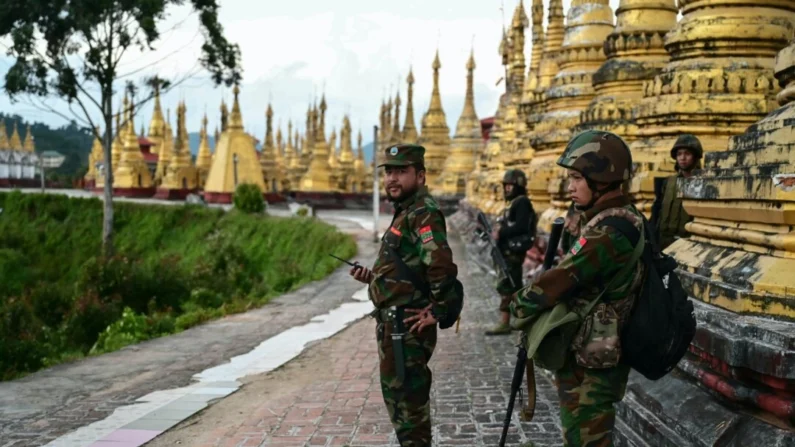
xmin=498 ymin=217 xmax=565 ymax=447
xmin=476 ymin=211 xmax=516 ymax=288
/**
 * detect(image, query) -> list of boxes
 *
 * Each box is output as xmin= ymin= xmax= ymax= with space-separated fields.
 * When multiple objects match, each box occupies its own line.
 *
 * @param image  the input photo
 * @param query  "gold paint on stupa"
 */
xmin=301 ymin=104 xmax=315 ymax=173
xmin=528 ymin=0 xmax=614 ymax=233
xmin=196 ymin=113 xmax=213 ymax=187
xmin=437 ymin=49 xmax=481 ymax=197
xmin=577 ymin=0 xmax=677 ymax=144
xmin=670 ymin=34 xmax=795 ymax=320
xmin=22 ymin=125 xmax=35 ymax=152
xmin=502 ymin=0 xmax=529 ymax=168
xmin=629 ymin=0 xmax=795 ymax=214
xmin=300 ymin=94 xmax=338 ymax=192
xmin=514 ymin=0 xmax=544 ymax=172
xmin=111 ymin=111 xmax=123 ymax=170
xmin=260 ymin=103 xmax=280 ymax=193
xmin=402 ymin=68 xmax=419 ymax=143
xmin=85 ymin=127 xmax=104 ymax=182
xmin=337 ymin=116 xmax=356 ymax=191
xmin=353 ymin=129 xmax=370 ymax=193
xmin=154 ymin=109 xmax=174 ymax=182
xmin=147 ymin=84 xmax=166 ymax=155
xmin=389 ymin=90 xmax=402 ymax=147
xmin=204 ymin=85 xmax=266 ymax=196
xmin=113 ymin=95 xmax=154 ymax=189
xmin=418 ymin=50 xmax=452 ymax=187
xmin=0 ymin=120 xmax=9 ymax=149
xmin=287 ymin=126 xmax=303 ymax=190
xmin=160 ymin=101 xmax=198 ymax=191
xmin=8 ymin=122 xmax=22 ymax=151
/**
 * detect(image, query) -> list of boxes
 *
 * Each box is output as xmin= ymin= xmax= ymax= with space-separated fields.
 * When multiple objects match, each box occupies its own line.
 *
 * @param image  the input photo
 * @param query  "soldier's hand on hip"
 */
xmin=403 ymin=304 xmax=437 ymax=333
xmin=350 ymin=265 xmax=373 ymax=284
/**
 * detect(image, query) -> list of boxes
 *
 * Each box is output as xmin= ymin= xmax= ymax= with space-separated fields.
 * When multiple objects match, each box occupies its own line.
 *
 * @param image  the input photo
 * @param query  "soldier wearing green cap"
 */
xmin=511 ymin=130 xmax=646 ymax=447
xmin=485 ymin=169 xmax=537 ymax=336
xmin=349 ymin=143 xmax=461 ymax=446
xmin=652 ymin=134 xmax=703 ymax=249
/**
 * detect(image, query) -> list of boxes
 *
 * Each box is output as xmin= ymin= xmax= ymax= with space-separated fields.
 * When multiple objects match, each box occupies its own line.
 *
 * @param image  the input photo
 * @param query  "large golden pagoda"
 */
xmin=528 ymin=0 xmax=614 ymax=232
xmin=514 ymin=0 xmax=545 ymax=173
xmin=260 ymin=104 xmax=280 ymax=193
xmin=299 ymin=94 xmax=337 ymax=192
xmin=577 ymin=0 xmax=677 ymax=145
xmin=204 ymin=85 xmax=266 ymax=202
xmin=287 ymin=127 xmax=303 ymax=190
xmin=327 ymin=126 xmax=341 ymax=188
xmin=436 ymin=49 xmax=481 ymax=197
xmin=337 ymin=116 xmax=356 ymax=191
xmin=352 ymin=129 xmax=370 ymax=193
xmin=113 ymin=95 xmax=154 ymax=192
xmin=157 ymin=101 xmax=198 ymax=196
xmin=147 ymin=85 xmax=166 ymax=175
xmin=154 ymin=109 xmax=174 ymax=183
xmin=402 ymin=68 xmax=419 ymax=143
xmin=300 ymin=104 xmax=315 ymax=173
xmin=502 ymin=0 xmax=529 ymax=169
xmin=22 ymin=125 xmax=34 ymax=152
xmin=275 ymin=124 xmax=285 ymax=187
xmin=629 ymin=0 xmax=795 ymax=214
xmin=0 ymin=120 xmax=9 ymax=150
xmin=195 ymin=113 xmax=213 ymax=186
xmin=8 ymin=122 xmax=22 ymax=151
xmin=84 ymin=127 xmax=104 ymax=184
xmin=418 ymin=50 xmax=452 ymax=187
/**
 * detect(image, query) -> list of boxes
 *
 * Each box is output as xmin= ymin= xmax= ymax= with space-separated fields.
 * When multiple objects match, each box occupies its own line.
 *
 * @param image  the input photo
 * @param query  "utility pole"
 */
xmin=373 ymin=125 xmax=379 ymax=243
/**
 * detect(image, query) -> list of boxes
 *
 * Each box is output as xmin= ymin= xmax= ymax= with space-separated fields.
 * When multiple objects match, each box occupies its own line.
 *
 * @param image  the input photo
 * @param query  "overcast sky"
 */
xmin=0 ymin=0 xmax=624 ymax=143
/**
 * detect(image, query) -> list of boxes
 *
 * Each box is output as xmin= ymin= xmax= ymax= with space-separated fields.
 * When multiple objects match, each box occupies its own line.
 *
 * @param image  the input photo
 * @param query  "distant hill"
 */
xmin=189 ymin=132 xmax=375 ymax=164
xmin=0 ymin=113 xmax=93 ymax=176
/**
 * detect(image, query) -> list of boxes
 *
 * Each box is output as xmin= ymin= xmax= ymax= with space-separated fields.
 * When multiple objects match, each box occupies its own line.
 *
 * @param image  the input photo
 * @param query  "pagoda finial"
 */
xmin=229 ymin=84 xmax=244 ymax=130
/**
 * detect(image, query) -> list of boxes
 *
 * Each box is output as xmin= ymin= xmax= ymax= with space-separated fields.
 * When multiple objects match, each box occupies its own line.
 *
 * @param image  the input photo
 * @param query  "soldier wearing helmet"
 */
xmin=511 ymin=130 xmax=646 ymax=446
xmin=485 ymin=168 xmax=537 ymax=336
xmin=652 ymin=134 xmax=703 ymax=249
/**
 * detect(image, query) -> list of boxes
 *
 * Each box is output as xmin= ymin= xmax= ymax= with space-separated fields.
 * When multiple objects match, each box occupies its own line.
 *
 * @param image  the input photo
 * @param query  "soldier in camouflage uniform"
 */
xmin=510 ymin=130 xmax=645 ymax=447
xmin=486 ymin=169 xmax=536 ymax=335
xmin=350 ymin=144 xmax=460 ymax=447
xmin=652 ymin=134 xmax=703 ymax=249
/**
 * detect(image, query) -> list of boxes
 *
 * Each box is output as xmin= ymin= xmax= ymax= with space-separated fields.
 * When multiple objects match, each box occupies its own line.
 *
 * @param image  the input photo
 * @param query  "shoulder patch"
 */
xmin=390 ymin=226 xmax=402 ymax=237
xmin=420 ymin=225 xmax=433 ymax=244
xmin=570 ymin=236 xmax=588 ymax=255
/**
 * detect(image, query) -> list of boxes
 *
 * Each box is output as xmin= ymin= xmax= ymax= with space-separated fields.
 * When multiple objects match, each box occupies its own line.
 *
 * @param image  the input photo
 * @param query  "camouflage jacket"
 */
xmin=658 ymin=172 xmax=693 ymax=249
xmin=511 ymin=196 xmax=645 ymax=367
xmin=369 ymin=186 xmax=459 ymax=316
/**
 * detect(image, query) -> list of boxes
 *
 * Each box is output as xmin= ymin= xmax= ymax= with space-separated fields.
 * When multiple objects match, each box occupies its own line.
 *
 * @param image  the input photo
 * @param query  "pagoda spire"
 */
xmin=0 ymin=120 xmax=8 ymax=150
xmin=111 ymin=108 xmax=123 ymax=168
xmin=23 ymin=125 xmax=35 ymax=152
xmin=196 ymin=112 xmax=213 ymax=182
xmin=147 ymin=83 xmax=166 ymax=139
xmin=114 ymin=92 xmax=154 ymax=189
xmin=509 ymin=0 xmax=529 ymax=95
xmin=260 ymin=103 xmax=279 ymax=191
xmin=391 ymin=88 xmax=401 ymax=144
xmin=85 ymin=126 xmax=104 ymax=182
xmin=8 ymin=122 xmax=23 ymax=150
xmin=418 ymin=49 xmax=452 ymax=186
xmin=402 ymin=67 xmax=419 ymax=143
xmin=220 ymin=99 xmax=229 ymax=132
xmin=522 ymin=0 xmax=545 ymax=104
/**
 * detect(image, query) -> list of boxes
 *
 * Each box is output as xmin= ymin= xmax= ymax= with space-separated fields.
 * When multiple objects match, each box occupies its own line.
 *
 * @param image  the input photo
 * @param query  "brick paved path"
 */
xmin=167 ymin=236 xmax=564 ymax=447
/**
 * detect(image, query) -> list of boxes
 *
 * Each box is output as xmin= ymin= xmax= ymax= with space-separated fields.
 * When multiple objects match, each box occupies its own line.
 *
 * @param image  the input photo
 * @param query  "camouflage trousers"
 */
xmin=554 ymin=353 xmax=630 ymax=447
xmin=496 ymin=256 xmax=524 ymax=309
xmin=376 ymin=319 xmax=437 ymax=447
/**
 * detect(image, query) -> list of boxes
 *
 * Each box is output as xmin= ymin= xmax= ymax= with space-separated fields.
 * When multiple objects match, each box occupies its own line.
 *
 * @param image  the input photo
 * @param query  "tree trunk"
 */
xmin=101 ymin=90 xmax=114 ymax=258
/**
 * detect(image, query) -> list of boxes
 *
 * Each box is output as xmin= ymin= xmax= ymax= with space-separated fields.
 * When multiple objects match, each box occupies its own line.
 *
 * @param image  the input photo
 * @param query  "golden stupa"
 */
xmin=300 ymin=104 xmax=315 ymax=173
xmin=260 ymin=103 xmax=280 ymax=193
xmin=514 ymin=0 xmax=544 ymax=174
xmin=195 ymin=113 xmax=213 ymax=186
xmin=402 ymin=68 xmax=420 ymax=143
xmin=436 ymin=49 xmax=481 ymax=197
xmin=154 ymin=109 xmax=175 ymax=183
xmin=84 ymin=127 xmax=104 ymax=184
xmin=501 ymin=0 xmax=528 ymax=169
xmin=0 ymin=120 xmax=9 ymax=150
xmin=527 ymin=0 xmax=614 ymax=233
xmin=352 ymin=129 xmax=370 ymax=193
xmin=204 ymin=85 xmax=266 ymax=202
xmin=22 ymin=125 xmax=34 ymax=152
xmin=113 ymin=95 xmax=154 ymax=192
xmin=576 ymin=0 xmax=677 ymax=145
xmin=299 ymin=94 xmax=338 ymax=192
xmin=337 ymin=116 xmax=356 ymax=192
xmin=147 ymin=85 xmax=167 ymax=179
xmin=157 ymin=101 xmax=198 ymax=195
xmin=418 ymin=50 xmax=452 ymax=187
xmin=287 ymin=127 xmax=304 ymax=190
xmin=8 ymin=122 xmax=22 ymax=151
xmin=629 ymin=0 xmax=795 ymax=214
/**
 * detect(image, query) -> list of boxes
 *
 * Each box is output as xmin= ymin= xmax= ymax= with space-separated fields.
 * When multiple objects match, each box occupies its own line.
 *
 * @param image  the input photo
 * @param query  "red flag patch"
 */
xmin=390 ymin=226 xmax=402 ymax=237
xmin=420 ymin=225 xmax=433 ymax=243
xmin=570 ymin=237 xmax=588 ymax=255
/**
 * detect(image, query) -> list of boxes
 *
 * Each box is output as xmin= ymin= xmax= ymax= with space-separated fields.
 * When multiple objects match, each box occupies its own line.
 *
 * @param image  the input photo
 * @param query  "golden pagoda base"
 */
xmin=111 ymin=186 xmax=156 ymax=198
xmin=153 ymin=187 xmax=199 ymax=201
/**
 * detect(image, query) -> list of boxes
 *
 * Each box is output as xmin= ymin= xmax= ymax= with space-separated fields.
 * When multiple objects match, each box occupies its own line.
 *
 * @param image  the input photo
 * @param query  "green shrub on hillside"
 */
xmin=0 ymin=190 xmax=357 ymax=380
xmin=233 ymin=183 xmax=265 ymax=214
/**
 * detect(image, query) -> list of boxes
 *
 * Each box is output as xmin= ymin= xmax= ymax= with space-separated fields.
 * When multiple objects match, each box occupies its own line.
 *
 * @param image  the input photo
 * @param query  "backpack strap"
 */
xmin=385 ymin=245 xmax=431 ymax=298
xmin=576 ymin=217 xmax=646 ymax=318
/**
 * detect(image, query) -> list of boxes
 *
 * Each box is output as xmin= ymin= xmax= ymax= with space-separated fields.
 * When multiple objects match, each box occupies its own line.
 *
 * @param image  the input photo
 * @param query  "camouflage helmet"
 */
xmin=670 ymin=134 xmax=703 ymax=160
xmin=557 ymin=130 xmax=632 ymax=184
xmin=502 ymin=169 xmax=527 ymax=187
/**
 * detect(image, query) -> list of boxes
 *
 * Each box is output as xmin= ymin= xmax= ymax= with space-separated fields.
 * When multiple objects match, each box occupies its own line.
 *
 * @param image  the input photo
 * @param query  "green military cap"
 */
xmin=378 ymin=143 xmax=425 ymax=167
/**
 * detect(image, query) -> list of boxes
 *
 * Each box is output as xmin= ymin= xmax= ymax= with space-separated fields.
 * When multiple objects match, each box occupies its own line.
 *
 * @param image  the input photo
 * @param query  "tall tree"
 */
xmin=0 ymin=0 xmax=242 ymax=256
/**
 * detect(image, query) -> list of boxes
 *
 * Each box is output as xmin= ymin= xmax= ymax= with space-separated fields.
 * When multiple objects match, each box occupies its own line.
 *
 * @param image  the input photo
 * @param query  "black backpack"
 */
xmin=597 ymin=215 xmax=697 ymax=380
xmin=385 ymin=245 xmax=464 ymax=330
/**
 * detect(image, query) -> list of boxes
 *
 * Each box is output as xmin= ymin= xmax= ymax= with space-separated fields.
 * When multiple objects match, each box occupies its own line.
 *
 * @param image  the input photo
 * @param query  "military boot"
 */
xmin=484 ymin=322 xmax=512 ymax=336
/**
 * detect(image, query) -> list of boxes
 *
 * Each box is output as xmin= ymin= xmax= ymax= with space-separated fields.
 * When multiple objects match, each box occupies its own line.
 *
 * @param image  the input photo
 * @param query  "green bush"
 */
xmin=0 ymin=191 xmax=357 ymax=379
xmin=233 ymin=183 xmax=265 ymax=214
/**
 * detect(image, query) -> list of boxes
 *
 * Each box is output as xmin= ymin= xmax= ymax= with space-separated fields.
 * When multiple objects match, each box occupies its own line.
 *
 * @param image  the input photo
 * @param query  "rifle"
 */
xmin=499 ymin=217 xmax=565 ymax=447
xmin=474 ymin=211 xmax=516 ymax=288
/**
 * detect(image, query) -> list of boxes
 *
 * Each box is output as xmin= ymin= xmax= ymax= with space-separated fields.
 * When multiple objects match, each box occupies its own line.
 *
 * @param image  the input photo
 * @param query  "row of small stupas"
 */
xmin=0 ymin=120 xmax=39 ymax=186
xmin=84 ymin=85 xmax=373 ymax=201
xmin=457 ymin=0 xmax=795 ymax=443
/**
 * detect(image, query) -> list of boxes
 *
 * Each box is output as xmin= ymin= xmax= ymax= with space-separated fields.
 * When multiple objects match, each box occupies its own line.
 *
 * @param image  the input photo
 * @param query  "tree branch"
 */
xmin=118 ymin=30 xmax=200 ymax=79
